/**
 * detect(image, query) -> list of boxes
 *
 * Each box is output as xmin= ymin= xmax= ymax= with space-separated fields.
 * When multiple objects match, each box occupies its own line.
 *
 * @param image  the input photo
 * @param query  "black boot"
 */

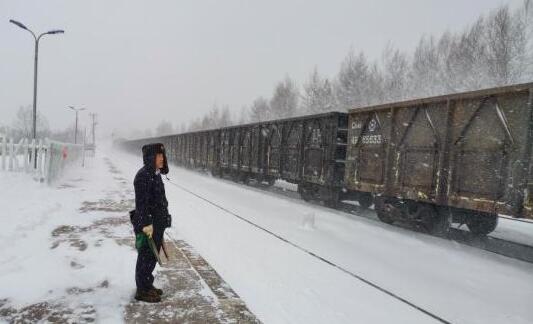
xmin=135 ymin=288 xmax=161 ymax=303
xmin=150 ymin=284 xmax=163 ymax=296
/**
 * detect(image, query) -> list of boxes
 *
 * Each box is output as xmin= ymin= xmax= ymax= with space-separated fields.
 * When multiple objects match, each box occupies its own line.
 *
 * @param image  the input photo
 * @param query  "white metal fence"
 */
xmin=0 ymin=135 xmax=84 ymax=184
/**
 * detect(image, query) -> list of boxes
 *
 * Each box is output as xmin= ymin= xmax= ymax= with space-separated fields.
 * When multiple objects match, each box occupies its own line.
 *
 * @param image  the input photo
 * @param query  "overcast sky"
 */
xmin=0 ymin=0 xmax=523 ymax=138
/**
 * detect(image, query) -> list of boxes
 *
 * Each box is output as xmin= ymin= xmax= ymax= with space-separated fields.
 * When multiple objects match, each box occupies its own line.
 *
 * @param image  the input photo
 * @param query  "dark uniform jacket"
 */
xmin=132 ymin=143 xmax=171 ymax=234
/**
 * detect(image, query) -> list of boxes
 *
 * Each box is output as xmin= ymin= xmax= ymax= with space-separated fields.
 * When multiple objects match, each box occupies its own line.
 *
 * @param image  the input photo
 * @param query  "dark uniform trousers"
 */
xmin=135 ymin=224 xmax=165 ymax=290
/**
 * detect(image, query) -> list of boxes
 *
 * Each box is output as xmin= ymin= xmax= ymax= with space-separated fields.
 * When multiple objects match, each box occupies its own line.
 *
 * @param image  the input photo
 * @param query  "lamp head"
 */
xmin=46 ymin=30 xmax=64 ymax=35
xmin=9 ymin=19 xmax=28 ymax=30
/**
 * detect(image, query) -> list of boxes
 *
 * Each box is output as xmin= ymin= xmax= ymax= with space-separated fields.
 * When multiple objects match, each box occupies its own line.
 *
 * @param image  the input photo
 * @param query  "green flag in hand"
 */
xmin=135 ymin=233 xmax=148 ymax=250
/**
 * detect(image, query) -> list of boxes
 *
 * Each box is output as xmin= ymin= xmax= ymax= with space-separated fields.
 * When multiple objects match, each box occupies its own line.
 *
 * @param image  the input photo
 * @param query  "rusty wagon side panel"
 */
xmin=210 ymin=112 xmax=347 ymax=188
xmin=346 ymin=82 xmax=533 ymax=219
xmin=266 ymin=112 xmax=348 ymax=188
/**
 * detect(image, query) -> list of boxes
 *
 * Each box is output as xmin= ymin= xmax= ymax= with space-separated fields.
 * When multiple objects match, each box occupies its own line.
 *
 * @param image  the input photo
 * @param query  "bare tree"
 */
xmin=485 ymin=6 xmax=513 ymax=85
xmin=409 ymin=36 xmax=445 ymax=97
xmin=11 ymin=105 xmax=50 ymax=141
xmin=444 ymin=18 xmax=487 ymax=91
xmin=188 ymin=103 xmax=234 ymax=131
xmin=249 ymin=97 xmax=270 ymax=122
xmin=270 ymin=76 xmax=299 ymax=118
xmin=237 ymin=106 xmax=249 ymax=124
xmin=335 ymin=50 xmax=371 ymax=110
xmin=188 ymin=118 xmax=202 ymax=131
xmin=301 ymin=67 xmax=337 ymax=114
xmin=366 ymin=62 xmax=385 ymax=105
xmin=180 ymin=2 xmax=533 ymax=130
xmin=524 ymin=0 xmax=533 ymax=81
xmin=127 ymin=128 xmax=144 ymax=140
xmin=197 ymin=104 xmax=221 ymax=130
xmin=155 ymin=120 xmax=173 ymax=136
xmin=484 ymin=5 xmax=528 ymax=85
xmin=179 ymin=122 xmax=187 ymax=134
xmin=0 ymin=124 xmax=8 ymax=137
xmin=219 ymin=105 xmax=232 ymax=127
xmin=381 ymin=44 xmax=410 ymax=102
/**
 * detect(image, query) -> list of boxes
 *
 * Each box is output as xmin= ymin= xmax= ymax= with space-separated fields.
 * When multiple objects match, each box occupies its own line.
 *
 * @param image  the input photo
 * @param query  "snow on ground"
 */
xmin=0 ymin=153 xmax=135 ymax=322
xmin=2 ymin=141 xmax=533 ymax=324
xmin=107 ymin=142 xmax=533 ymax=324
xmin=1 ymin=149 xmax=261 ymax=323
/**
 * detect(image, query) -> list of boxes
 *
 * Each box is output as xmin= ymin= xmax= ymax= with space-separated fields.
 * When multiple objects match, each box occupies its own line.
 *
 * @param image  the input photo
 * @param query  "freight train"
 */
xmin=117 ymin=82 xmax=533 ymax=235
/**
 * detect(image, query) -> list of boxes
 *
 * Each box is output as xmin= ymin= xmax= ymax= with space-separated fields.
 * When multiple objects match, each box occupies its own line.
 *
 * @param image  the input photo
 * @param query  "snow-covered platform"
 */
xmin=126 ymin=235 xmax=258 ymax=323
xmin=0 ymin=148 xmax=258 ymax=323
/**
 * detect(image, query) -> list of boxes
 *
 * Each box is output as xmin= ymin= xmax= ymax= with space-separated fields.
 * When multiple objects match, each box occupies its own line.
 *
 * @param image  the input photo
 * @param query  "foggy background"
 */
xmin=0 ymin=0 xmax=528 ymax=141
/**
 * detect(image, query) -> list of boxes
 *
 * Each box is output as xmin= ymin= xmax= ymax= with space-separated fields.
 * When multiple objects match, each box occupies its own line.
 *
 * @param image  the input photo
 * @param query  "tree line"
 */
xmin=0 ymin=105 xmax=85 ymax=143
xmin=8 ymin=2 xmax=528 ymax=141
xmin=170 ymin=2 xmax=531 ymax=135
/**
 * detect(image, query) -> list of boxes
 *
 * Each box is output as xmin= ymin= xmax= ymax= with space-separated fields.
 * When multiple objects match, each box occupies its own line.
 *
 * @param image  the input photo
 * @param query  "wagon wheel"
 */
xmin=417 ymin=205 xmax=450 ymax=236
xmin=231 ymin=171 xmax=240 ymax=182
xmin=300 ymin=191 xmax=312 ymax=202
xmin=466 ymin=213 xmax=498 ymax=235
xmin=357 ymin=193 xmax=373 ymax=209
xmin=376 ymin=210 xmax=394 ymax=224
xmin=373 ymin=197 xmax=394 ymax=224
xmin=322 ymin=189 xmax=340 ymax=208
xmin=241 ymin=173 xmax=250 ymax=185
xmin=325 ymin=196 xmax=339 ymax=208
xmin=298 ymin=185 xmax=313 ymax=202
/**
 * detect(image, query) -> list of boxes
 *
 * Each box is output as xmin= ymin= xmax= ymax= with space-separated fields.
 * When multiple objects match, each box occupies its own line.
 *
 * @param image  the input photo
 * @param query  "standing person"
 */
xmin=132 ymin=143 xmax=172 ymax=303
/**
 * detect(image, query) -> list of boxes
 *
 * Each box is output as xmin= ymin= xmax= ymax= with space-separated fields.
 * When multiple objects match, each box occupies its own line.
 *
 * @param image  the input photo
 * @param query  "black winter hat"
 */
xmin=141 ymin=143 xmax=169 ymax=175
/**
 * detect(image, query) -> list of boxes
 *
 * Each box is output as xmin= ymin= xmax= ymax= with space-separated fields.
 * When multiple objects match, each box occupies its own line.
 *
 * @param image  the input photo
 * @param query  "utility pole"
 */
xmin=82 ymin=127 xmax=86 ymax=167
xmin=89 ymin=113 xmax=97 ymax=145
xmin=9 ymin=19 xmax=64 ymax=168
xmin=68 ymin=106 xmax=85 ymax=144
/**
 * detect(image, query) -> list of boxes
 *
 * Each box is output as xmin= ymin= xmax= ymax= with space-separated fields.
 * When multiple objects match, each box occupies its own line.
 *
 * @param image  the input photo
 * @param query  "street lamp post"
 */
xmin=68 ymin=106 xmax=86 ymax=144
xmin=9 ymin=19 xmax=64 ymax=168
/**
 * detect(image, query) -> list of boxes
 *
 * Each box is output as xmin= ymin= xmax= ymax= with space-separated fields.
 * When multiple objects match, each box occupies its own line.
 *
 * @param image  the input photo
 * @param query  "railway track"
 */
xmin=446 ymin=229 xmax=533 ymax=263
xmin=498 ymin=215 xmax=533 ymax=224
xmin=297 ymin=189 xmax=533 ymax=264
xmin=188 ymin=173 xmax=533 ymax=264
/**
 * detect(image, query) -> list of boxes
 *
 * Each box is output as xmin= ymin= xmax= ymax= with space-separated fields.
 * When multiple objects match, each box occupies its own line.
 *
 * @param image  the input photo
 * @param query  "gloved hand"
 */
xmin=142 ymin=224 xmax=153 ymax=238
